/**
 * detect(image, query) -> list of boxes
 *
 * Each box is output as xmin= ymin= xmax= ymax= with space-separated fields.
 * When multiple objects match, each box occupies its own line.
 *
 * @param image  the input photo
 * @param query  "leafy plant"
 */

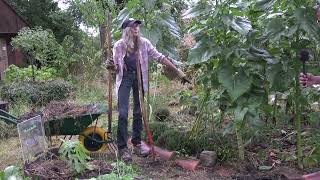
xmin=59 ymin=140 xmax=93 ymax=173
xmin=4 ymin=65 xmax=57 ymax=83
xmin=1 ymin=80 xmax=73 ymax=106
xmin=94 ymin=161 xmax=138 ymax=180
xmin=11 ymin=27 xmax=64 ymax=80
xmin=182 ymin=0 xmax=320 ymax=168
xmin=0 ymin=165 xmax=31 ymax=180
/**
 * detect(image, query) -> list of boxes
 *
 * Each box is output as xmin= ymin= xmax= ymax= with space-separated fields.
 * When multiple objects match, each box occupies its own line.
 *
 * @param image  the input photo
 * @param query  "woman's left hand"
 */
xmin=177 ymin=69 xmax=191 ymax=84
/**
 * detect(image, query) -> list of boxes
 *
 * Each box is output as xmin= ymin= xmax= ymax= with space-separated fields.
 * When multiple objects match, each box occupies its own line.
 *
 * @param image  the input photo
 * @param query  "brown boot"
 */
xmin=133 ymin=143 xmax=150 ymax=157
xmin=118 ymin=148 xmax=132 ymax=162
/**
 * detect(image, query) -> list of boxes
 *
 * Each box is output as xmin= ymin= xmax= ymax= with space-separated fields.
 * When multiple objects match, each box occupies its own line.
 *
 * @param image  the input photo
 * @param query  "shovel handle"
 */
xmin=107 ymin=12 xmax=113 ymax=133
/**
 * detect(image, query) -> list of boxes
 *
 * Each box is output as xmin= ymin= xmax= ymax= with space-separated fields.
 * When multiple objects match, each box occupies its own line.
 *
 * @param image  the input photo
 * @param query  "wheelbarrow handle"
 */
xmin=0 ymin=109 xmax=18 ymax=120
xmin=0 ymin=115 xmax=18 ymax=125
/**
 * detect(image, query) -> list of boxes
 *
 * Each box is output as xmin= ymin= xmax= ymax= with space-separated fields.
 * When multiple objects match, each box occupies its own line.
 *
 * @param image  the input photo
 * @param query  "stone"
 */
xmin=199 ymin=151 xmax=217 ymax=167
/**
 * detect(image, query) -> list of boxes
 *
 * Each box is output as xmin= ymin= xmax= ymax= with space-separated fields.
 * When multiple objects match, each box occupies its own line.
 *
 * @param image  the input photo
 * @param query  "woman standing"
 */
xmin=112 ymin=18 xmax=188 ymax=162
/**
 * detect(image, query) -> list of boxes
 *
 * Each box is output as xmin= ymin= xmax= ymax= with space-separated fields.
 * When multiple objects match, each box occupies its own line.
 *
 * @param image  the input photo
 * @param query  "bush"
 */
xmin=146 ymin=122 xmax=236 ymax=162
xmin=4 ymin=65 xmax=58 ymax=82
xmin=1 ymin=80 xmax=74 ymax=106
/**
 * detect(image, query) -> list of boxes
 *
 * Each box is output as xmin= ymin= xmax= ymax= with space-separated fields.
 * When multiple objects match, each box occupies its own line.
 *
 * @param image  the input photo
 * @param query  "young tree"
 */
xmin=11 ymin=27 xmax=64 ymax=80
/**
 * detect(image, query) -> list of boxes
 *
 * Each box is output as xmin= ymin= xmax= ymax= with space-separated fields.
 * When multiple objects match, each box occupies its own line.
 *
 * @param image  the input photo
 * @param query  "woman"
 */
xmin=112 ymin=18 xmax=188 ymax=162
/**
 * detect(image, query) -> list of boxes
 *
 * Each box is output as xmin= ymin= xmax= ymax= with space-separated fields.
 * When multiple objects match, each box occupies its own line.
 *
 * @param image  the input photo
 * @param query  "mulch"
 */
xmin=17 ymin=101 xmax=100 ymax=123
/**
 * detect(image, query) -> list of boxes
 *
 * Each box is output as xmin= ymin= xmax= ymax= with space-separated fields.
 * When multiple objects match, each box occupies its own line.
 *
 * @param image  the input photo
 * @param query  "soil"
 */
xmin=23 ymin=148 xmax=112 ymax=180
xmin=132 ymin=155 xmax=285 ymax=180
xmin=17 ymin=101 xmax=100 ymax=122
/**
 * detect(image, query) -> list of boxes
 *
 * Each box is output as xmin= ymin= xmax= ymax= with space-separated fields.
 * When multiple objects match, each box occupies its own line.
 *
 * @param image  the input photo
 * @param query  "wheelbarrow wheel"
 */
xmin=79 ymin=126 xmax=108 ymax=152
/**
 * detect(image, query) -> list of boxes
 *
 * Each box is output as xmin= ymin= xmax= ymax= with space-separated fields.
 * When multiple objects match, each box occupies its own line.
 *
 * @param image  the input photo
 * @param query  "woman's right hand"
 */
xmin=299 ymin=73 xmax=318 ymax=87
xmin=105 ymin=60 xmax=119 ymax=73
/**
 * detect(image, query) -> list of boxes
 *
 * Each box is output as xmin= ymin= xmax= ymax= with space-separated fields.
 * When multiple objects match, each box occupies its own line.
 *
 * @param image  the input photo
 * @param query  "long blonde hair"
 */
xmin=122 ymin=27 xmax=141 ymax=53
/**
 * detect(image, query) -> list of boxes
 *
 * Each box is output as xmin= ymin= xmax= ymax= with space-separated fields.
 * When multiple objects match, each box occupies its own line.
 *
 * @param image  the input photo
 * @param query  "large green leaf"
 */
xmin=159 ymin=13 xmax=181 ymax=39
xmin=141 ymin=0 xmax=156 ymax=11
xmin=255 ymin=0 xmax=276 ymax=11
xmin=295 ymin=7 xmax=320 ymax=43
xmin=222 ymin=15 xmax=252 ymax=35
xmin=141 ymin=26 xmax=162 ymax=45
xmin=266 ymin=18 xmax=285 ymax=36
xmin=116 ymin=7 xmax=135 ymax=29
xmin=218 ymin=65 xmax=253 ymax=101
xmin=187 ymin=38 xmax=222 ymax=65
xmin=182 ymin=2 xmax=210 ymax=19
xmin=248 ymin=46 xmax=276 ymax=64
xmin=266 ymin=63 xmax=294 ymax=92
xmin=234 ymin=106 xmax=249 ymax=123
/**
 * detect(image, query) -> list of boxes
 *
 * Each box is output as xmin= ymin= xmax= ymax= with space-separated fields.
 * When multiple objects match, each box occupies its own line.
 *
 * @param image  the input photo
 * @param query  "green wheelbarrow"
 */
xmin=0 ymin=105 xmax=117 ymax=152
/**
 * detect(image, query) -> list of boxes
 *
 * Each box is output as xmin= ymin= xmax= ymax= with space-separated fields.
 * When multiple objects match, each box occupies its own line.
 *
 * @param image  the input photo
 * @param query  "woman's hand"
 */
xmin=299 ymin=73 xmax=320 ymax=87
xmin=105 ymin=61 xmax=119 ymax=73
xmin=177 ymin=69 xmax=191 ymax=84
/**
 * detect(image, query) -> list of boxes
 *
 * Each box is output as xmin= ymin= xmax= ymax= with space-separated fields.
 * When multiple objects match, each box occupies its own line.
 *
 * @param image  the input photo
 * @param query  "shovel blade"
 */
xmin=175 ymin=159 xmax=200 ymax=171
xmin=303 ymin=171 xmax=320 ymax=180
xmin=141 ymin=141 xmax=175 ymax=160
xmin=153 ymin=146 xmax=175 ymax=160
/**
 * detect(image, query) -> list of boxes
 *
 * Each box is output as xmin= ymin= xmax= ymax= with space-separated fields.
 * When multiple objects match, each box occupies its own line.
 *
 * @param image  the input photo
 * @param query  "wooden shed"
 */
xmin=0 ymin=0 xmax=28 ymax=79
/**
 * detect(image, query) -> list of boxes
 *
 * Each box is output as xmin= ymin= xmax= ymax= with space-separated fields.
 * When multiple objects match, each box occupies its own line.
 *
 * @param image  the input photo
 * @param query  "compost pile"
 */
xmin=24 ymin=148 xmax=112 ymax=179
xmin=18 ymin=101 xmax=100 ymax=122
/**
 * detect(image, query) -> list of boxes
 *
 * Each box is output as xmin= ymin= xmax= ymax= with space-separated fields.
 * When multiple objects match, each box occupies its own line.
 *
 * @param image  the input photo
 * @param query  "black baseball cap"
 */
xmin=121 ymin=18 xmax=142 ymax=29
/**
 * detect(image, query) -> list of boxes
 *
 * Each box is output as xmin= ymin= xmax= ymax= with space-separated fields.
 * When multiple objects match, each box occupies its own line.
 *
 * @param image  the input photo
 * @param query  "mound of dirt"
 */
xmin=24 ymin=148 xmax=112 ymax=180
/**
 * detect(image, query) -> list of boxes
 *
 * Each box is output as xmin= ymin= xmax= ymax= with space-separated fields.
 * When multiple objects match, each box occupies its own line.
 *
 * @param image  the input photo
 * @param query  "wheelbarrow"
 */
xmin=0 ymin=105 xmax=117 ymax=153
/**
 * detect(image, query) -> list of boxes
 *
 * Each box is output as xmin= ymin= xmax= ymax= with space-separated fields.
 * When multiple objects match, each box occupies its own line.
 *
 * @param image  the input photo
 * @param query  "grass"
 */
xmin=9 ymin=100 xmax=32 ymax=117
xmin=74 ymin=80 xmax=107 ymax=105
xmin=0 ymin=137 xmax=23 ymax=170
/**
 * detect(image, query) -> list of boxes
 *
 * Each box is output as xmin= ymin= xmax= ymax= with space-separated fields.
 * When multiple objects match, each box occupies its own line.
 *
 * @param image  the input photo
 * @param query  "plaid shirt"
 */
xmin=112 ymin=37 xmax=166 ymax=96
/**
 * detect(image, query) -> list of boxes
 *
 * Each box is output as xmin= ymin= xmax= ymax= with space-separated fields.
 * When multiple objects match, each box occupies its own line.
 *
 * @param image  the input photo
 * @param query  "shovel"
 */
xmin=134 ymin=48 xmax=199 ymax=170
xmin=134 ymin=43 xmax=177 ymax=161
xmin=103 ymin=11 xmax=117 ymax=153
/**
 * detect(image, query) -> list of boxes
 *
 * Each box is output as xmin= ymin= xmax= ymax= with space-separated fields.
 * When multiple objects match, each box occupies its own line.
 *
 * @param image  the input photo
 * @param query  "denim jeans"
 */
xmin=117 ymin=70 xmax=143 ymax=149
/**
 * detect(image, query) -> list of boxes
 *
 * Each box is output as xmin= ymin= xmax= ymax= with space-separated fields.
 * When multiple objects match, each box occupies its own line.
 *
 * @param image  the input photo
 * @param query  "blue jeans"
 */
xmin=117 ymin=70 xmax=143 ymax=149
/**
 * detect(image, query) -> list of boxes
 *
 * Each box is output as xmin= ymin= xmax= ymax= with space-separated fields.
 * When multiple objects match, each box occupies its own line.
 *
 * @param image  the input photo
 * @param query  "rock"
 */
xmin=199 ymin=151 xmax=217 ymax=167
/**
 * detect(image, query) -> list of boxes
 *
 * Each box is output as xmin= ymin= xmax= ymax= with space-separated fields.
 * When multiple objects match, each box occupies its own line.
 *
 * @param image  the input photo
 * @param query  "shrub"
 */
xmin=4 ymin=65 xmax=58 ymax=82
xmin=147 ymin=122 xmax=236 ymax=161
xmin=1 ymin=80 xmax=74 ymax=106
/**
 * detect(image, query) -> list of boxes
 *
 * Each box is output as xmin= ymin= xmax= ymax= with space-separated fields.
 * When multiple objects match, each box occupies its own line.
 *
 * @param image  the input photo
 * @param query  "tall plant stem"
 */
xmin=294 ymin=76 xmax=303 ymax=169
xmin=294 ymin=29 xmax=303 ymax=169
xmin=235 ymin=123 xmax=244 ymax=160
